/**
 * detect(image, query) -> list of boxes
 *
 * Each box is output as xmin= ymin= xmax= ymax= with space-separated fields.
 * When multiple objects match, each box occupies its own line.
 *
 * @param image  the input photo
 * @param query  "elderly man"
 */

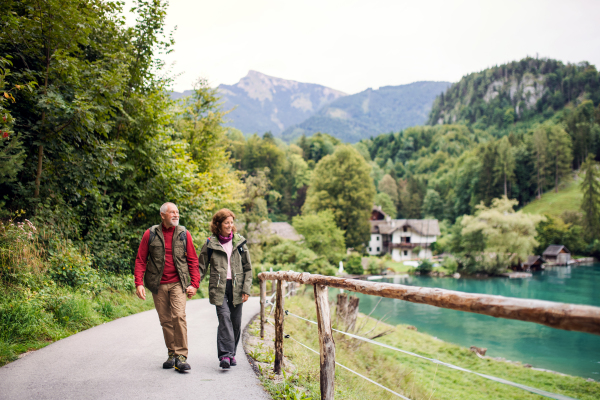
xmin=134 ymin=202 xmax=200 ymax=372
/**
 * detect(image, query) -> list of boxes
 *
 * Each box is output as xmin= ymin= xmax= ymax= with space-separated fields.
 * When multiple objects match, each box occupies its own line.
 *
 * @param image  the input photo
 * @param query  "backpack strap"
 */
xmin=206 ymin=238 xmax=213 ymax=264
xmin=179 ymin=226 xmax=187 ymax=256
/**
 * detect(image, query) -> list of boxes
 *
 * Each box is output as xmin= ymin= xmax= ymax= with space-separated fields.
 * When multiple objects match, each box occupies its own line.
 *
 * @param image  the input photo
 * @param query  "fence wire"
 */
xmin=281 ymin=310 xmax=578 ymax=400
xmin=265 ymin=318 xmax=411 ymax=399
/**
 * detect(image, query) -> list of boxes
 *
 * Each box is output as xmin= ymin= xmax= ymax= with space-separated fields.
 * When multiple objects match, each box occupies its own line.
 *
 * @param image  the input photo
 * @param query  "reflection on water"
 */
xmin=333 ymin=264 xmax=600 ymax=379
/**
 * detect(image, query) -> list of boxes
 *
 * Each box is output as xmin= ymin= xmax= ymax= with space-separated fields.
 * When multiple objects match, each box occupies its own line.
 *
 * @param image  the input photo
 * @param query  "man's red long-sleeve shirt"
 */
xmin=134 ymin=225 xmax=200 ymax=288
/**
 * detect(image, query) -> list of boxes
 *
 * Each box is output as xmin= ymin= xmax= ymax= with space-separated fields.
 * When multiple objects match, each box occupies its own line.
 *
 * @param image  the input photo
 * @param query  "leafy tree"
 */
xmin=292 ymin=210 xmax=345 ymax=263
xmin=547 ymin=124 xmax=573 ymax=192
xmin=580 ymin=155 xmax=600 ymax=240
xmin=399 ymin=176 xmax=426 ymax=218
xmin=531 ymin=126 xmax=549 ymax=198
xmin=0 ymin=57 xmax=35 ymax=187
xmin=374 ymin=192 xmax=396 ymax=217
xmin=461 ymin=197 xmax=543 ymax=274
xmin=494 ymin=136 xmax=515 ymax=197
xmin=304 ymin=145 xmax=376 ymax=248
xmin=378 ymin=174 xmax=399 ymax=205
xmin=422 ymin=189 xmax=444 ymax=219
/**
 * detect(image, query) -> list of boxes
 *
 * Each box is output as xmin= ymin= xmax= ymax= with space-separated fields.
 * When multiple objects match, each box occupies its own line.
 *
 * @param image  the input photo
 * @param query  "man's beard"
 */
xmin=171 ymin=218 xmax=179 ymax=227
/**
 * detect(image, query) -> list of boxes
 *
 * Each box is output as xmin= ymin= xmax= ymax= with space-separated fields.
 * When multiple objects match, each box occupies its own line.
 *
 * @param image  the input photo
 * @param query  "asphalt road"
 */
xmin=0 ymin=297 xmax=270 ymax=400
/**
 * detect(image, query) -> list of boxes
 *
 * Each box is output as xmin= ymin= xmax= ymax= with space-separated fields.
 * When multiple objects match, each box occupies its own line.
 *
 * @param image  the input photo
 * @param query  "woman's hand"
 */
xmin=242 ymin=294 xmax=249 ymax=302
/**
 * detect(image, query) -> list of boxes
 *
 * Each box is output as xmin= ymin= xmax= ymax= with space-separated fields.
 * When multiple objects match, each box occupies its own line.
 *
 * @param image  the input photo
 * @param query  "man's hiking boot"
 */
xmin=230 ymin=356 xmax=237 ymax=366
xmin=174 ymin=355 xmax=191 ymax=372
xmin=220 ymin=357 xmax=231 ymax=369
xmin=163 ymin=353 xmax=176 ymax=369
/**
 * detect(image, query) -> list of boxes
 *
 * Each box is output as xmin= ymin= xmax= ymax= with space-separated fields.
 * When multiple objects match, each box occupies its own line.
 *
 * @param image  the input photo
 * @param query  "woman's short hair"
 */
xmin=210 ymin=208 xmax=237 ymax=236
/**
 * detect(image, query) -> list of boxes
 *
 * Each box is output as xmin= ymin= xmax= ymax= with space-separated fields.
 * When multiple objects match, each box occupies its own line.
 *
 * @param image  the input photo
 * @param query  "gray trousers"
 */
xmin=216 ymin=279 xmax=243 ymax=360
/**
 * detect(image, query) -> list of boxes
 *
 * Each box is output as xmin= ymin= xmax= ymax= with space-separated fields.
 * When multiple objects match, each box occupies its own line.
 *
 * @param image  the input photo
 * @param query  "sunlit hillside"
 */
xmin=521 ymin=179 xmax=583 ymax=217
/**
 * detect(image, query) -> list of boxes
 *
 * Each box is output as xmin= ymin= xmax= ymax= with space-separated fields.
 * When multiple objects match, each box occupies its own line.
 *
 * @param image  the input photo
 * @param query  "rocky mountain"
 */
xmin=217 ymin=71 xmax=347 ymax=136
xmin=427 ymin=57 xmax=600 ymax=129
xmin=281 ymin=81 xmax=452 ymax=143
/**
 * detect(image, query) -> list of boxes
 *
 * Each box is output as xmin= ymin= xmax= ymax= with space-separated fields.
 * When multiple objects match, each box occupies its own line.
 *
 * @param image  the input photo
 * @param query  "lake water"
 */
xmin=338 ymin=263 xmax=600 ymax=379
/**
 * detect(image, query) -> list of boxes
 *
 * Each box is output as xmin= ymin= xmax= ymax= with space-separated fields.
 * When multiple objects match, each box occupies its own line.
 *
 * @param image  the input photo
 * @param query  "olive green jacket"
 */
xmin=144 ymin=224 xmax=191 ymax=294
xmin=198 ymin=233 xmax=252 ymax=306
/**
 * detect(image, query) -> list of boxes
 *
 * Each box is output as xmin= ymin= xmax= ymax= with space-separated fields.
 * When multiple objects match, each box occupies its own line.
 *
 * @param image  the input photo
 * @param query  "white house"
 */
xmin=368 ymin=207 xmax=440 ymax=261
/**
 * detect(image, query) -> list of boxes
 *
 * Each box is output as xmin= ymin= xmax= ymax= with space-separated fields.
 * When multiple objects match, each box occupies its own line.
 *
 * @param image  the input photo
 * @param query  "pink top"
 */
xmin=222 ymin=240 xmax=233 ymax=279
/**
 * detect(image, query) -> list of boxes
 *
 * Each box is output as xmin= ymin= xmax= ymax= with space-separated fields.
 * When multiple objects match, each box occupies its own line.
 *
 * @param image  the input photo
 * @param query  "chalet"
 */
xmin=368 ymin=207 xmax=440 ymax=261
xmin=542 ymin=245 xmax=571 ymax=265
xmin=521 ymin=255 xmax=545 ymax=271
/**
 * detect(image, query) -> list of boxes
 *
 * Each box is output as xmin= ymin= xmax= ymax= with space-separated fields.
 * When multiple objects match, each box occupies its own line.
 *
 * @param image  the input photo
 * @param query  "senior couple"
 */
xmin=134 ymin=202 xmax=251 ymax=372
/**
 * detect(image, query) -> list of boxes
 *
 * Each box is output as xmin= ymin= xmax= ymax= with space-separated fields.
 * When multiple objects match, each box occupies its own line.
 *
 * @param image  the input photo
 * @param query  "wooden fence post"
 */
xmin=314 ymin=284 xmax=335 ymax=400
xmin=260 ymin=279 xmax=266 ymax=339
xmin=274 ymin=279 xmax=284 ymax=374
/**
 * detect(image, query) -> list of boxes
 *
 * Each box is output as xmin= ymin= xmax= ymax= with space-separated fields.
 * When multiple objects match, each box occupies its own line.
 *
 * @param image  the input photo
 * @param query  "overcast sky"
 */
xmin=124 ymin=0 xmax=600 ymax=94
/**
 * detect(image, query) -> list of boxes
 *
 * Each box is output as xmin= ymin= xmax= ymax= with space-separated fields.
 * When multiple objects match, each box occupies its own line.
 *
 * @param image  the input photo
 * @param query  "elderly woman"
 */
xmin=197 ymin=208 xmax=252 ymax=369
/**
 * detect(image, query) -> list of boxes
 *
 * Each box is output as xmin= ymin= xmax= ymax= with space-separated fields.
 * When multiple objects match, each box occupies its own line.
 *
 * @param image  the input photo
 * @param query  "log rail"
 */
xmin=258 ymin=270 xmax=600 ymax=399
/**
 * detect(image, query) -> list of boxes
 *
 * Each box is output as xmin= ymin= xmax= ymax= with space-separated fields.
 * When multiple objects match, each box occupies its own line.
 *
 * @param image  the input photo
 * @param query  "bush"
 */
xmin=442 ymin=256 xmax=458 ymax=274
xmin=47 ymin=243 xmax=99 ymax=291
xmin=345 ymin=254 xmax=363 ymax=275
xmin=367 ymin=257 xmax=381 ymax=275
xmin=417 ymin=259 xmax=433 ymax=274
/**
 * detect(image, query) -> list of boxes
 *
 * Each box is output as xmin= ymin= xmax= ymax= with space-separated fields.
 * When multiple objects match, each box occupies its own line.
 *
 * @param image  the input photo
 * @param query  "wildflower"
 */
xmin=2 ymin=132 xmax=8 ymax=138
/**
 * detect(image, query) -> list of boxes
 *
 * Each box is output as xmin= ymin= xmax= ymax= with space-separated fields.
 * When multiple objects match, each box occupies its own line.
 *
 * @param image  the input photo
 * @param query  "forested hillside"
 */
xmin=283 ymin=81 xmax=451 ymax=143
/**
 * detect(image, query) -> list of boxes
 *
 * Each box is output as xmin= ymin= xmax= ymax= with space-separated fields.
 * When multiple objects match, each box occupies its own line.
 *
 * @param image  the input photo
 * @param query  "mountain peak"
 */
xmin=217 ymin=72 xmax=347 ymax=135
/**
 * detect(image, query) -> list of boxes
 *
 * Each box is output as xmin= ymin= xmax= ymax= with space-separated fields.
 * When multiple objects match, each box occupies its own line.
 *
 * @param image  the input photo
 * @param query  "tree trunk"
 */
xmin=260 ymin=279 xmax=266 ymax=339
xmin=336 ymin=293 xmax=348 ymax=326
xmin=315 ymin=284 xmax=335 ymax=400
xmin=346 ymin=296 xmax=360 ymax=332
xmin=273 ymin=280 xmax=284 ymax=374
xmin=34 ymin=145 xmax=44 ymax=197
xmin=504 ymin=172 xmax=507 ymax=197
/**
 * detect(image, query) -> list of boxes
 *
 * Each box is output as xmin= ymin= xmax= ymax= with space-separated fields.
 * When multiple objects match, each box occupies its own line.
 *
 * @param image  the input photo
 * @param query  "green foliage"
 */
xmin=417 ymin=259 xmax=433 ymax=274
xmin=441 ymin=256 xmax=459 ymax=274
xmin=580 ymin=155 xmax=600 ymax=240
xmin=428 ymin=57 xmax=600 ymax=130
xmin=261 ymin=241 xmax=336 ymax=276
xmin=304 ymin=145 xmax=376 ymax=248
xmin=457 ymin=198 xmax=543 ymax=274
xmin=345 ymin=254 xmax=363 ymax=275
xmin=47 ymin=244 xmax=99 ymax=290
xmin=292 ymin=210 xmax=345 ymax=264
xmin=534 ymin=215 xmax=586 ymax=255
xmin=374 ymin=192 xmax=396 ymax=217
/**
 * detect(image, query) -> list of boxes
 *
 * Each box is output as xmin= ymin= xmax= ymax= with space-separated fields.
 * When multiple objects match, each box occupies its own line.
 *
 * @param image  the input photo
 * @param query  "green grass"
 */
xmin=521 ymin=180 xmax=583 ymax=218
xmin=0 ymin=280 xmax=157 ymax=366
xmin=247 ymin=292 xmax=600 ymax=400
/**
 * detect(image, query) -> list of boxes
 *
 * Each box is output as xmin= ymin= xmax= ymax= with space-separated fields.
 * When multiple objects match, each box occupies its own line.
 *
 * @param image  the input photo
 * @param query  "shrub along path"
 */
xmin=0 ymin=297 xmax=269 ymax=400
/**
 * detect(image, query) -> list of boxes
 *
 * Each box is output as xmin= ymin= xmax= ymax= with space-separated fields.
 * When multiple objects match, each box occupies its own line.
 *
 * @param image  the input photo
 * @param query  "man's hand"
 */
xmin=186 ymin=285 xmax=198 ymax=299
xmin=136 ymin=285 xmax=146 ymax=300
xmin=242 ymin=294 xmax=249 ymax=302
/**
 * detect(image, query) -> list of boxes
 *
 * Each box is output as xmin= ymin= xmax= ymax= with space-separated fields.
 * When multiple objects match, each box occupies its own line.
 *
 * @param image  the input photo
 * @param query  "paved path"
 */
xmin=0 ymin=297 xmax=270 ymax=400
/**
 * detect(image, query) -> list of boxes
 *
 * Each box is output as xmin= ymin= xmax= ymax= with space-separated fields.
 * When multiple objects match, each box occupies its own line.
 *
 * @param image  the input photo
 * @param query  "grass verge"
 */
xmin=521 ymin=179 xmax=583 ymax=217
xmin=245 ymin=289 xmax=600 ymax=400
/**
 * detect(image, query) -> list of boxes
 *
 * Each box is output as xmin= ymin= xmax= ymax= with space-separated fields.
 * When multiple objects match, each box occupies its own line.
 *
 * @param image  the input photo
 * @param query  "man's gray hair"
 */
xmin=160 ymin=202 xmax=177 ymax=213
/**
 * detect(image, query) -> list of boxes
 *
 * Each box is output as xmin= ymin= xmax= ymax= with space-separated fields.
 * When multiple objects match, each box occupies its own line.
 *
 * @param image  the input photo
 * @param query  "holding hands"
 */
xmin=186 ymin=285 xmax=198 ymax=299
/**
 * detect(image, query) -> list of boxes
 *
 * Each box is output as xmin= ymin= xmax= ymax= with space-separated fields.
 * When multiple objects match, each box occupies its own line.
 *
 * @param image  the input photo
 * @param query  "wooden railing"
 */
xmin=258 ymin=271 xmax=600 ymax=400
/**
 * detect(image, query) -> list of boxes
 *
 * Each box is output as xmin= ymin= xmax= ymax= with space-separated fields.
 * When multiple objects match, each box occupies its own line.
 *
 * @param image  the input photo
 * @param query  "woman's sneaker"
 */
xmin=220 ymin=357 xmax=231 ymax=369
xmin=174 ymin=355 xmax=191 ymax=372
xmin=163 ymin=353 xmax=176 ymax=369
xmin=230 ymin=357 xmax=237 ymax=366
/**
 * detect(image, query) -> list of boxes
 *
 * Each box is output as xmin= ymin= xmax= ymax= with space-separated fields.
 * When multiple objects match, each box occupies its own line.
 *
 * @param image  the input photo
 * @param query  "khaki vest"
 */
xmin=144 ymin=224 xmax=191 ymax=294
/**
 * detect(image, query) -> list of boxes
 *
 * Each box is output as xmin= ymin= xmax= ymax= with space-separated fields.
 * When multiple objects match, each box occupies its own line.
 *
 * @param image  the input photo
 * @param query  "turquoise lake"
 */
xmin=339 ymin=263 xmax=600 ymax=379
